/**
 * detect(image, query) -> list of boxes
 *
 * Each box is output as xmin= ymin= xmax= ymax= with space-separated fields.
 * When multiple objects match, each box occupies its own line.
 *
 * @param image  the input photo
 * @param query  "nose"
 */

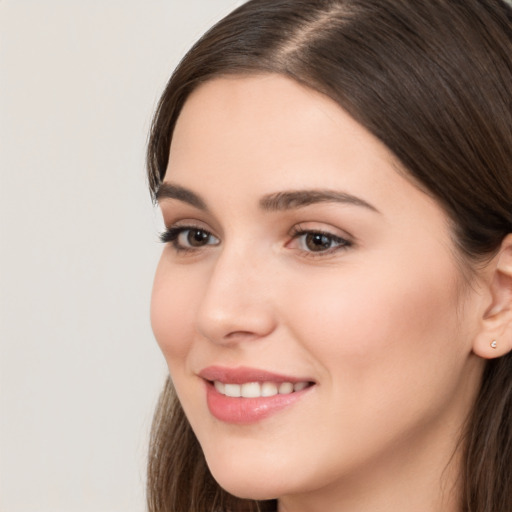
xmin=195 ymin=246 xmax=277 ymax=345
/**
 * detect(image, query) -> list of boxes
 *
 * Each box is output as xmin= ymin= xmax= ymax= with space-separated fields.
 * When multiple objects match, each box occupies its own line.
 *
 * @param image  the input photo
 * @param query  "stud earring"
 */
xmin=490 ymin=340 xmax=497 ymax=349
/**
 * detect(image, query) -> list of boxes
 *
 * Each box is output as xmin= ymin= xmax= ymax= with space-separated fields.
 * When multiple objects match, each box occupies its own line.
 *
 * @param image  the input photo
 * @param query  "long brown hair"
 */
xmin=146 ymin=1 xmax=512 ymax=510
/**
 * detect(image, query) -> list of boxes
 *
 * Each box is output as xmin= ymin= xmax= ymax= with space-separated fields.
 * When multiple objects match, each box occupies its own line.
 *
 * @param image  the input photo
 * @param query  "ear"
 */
xmin=472 ymin=234 xmax=512 ymax=359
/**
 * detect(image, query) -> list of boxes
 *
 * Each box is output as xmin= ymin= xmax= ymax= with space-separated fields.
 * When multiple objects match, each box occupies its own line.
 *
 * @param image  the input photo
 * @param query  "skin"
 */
xmin=151 ymin=74 xmax=500 ymax=512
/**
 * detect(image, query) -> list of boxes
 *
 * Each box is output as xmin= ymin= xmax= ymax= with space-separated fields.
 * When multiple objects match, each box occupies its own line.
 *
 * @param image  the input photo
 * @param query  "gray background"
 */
xmin=0 ymin=1 xmax=244 ymax=511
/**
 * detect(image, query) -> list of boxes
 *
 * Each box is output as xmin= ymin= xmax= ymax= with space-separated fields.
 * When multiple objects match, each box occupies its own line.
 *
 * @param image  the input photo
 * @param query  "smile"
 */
xmin=199 ymin=366 xmax=315 ymax=424
xmin=213 ymin=380 xmax=310 ymax=397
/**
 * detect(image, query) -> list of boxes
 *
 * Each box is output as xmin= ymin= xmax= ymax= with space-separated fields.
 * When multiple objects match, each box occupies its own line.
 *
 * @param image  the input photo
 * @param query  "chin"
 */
xmin=212 ymin=474 xmax=279 ymax=501
xmin=204 ymin=456 xmax=289 ymax=501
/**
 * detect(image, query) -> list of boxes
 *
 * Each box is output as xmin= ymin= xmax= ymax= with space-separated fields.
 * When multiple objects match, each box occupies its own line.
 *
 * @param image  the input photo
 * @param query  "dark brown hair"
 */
xmin=146 ymin=1 xmax=512 ymax=510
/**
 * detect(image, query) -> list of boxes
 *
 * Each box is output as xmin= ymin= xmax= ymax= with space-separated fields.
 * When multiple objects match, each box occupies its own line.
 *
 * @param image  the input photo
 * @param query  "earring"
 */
xmin=490 ymin=340 xmax=497 ymax=349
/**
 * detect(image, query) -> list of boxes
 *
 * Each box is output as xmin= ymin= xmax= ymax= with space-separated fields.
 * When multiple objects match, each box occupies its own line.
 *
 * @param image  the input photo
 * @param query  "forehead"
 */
xmin=168 ymin=74 xmax=399 ymax=192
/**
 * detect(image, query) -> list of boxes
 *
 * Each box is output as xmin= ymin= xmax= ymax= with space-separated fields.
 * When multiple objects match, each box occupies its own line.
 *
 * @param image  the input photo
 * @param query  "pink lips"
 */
xmin=199 ymin=366 xmax=314 ymax=424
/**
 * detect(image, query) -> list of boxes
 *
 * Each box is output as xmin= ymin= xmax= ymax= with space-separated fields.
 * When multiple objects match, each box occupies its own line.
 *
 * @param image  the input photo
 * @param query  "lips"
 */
xmin=199 ymin=366 xmax=315 ymax=424
xmin=199 ymin=365 xmax=312 ymax=384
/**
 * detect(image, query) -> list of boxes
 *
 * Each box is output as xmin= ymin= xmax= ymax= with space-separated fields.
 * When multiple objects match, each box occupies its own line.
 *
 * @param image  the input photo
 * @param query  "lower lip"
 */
xmin=205 ymin=381 xmax=313 ymax=424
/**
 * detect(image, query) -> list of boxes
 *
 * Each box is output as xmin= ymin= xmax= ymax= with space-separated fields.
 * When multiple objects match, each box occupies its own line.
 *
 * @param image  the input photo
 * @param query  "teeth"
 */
xmin=213 ymin=381 xmax=309 ymax=398
xmin=261 ymin=382 xmax=278 ymax=397
xmin=294 ymin=381 xmax=308 ymax=392
xmin=278 ymin=382 xmax=294 ymax=394
xmin=241 ymin=382 xmax=261 ymax=398
xmin=224 ymin=383 xmax=241 ymax=397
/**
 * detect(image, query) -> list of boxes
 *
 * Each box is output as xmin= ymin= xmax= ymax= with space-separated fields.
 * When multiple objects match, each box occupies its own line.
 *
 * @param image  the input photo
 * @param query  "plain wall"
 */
xmin=0 ymin=1 xmax=244 ymax=511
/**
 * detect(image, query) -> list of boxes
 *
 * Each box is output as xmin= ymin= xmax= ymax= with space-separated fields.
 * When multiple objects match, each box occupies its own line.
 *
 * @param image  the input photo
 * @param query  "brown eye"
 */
xmin=160 ymin=226 xmax=220 ymax=251
xmin=304 ymin=233 xmax=334 ymax=252
xmin=186 ymin=229 xmax=211 ymax=247
xmin=290 ymin=229 xmax=351 ymax=255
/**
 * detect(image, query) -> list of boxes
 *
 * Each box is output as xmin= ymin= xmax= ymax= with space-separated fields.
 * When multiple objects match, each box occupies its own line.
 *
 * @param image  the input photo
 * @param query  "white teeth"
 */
xmin=261 ymin=382 xmax=278 ymax=397
xmin=213 ymin=380 xmax=309 ymax=397
xmin=278 ymin=382 xmax=294 ymax=394
xmin=224 ymin=383 xmax=241 ymax=397
xmin=241 ymin=382 xmax=261 ymax=398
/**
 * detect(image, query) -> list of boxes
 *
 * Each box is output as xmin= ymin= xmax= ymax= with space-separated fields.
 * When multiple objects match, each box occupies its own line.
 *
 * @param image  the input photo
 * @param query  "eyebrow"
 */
xmin=156 ymin=183 xmax=379 ymax=214
xmin=155 ymin=183 xmax=208 ymax=210
xmin=259 ymin=190 xmax=380 ymax=213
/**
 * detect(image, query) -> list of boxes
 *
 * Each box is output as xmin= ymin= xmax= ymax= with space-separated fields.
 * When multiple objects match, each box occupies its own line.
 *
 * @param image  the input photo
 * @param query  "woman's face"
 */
xmin=151 ymin=75 xmax=485 ymax=506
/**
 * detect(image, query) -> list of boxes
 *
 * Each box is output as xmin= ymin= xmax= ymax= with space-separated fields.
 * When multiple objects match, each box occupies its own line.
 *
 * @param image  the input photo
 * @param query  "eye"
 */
xmin=302 ymin=232 xmax=340 ymax=252
xmin=160 ymin=226 xmax=220 ymax=251
xmin=289 ymin=226 xmax=352 ymax=255
xmin=180 ymin=228 xmax=215 ymax=248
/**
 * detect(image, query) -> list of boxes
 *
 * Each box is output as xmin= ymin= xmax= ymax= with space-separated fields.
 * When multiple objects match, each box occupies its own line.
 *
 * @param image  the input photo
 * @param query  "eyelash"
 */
xmin=159 ymin=224 xmax=353 ymax=257
xmin=159 ymin=225 xmax=219 ymax=253
xmin=288 ymin=225 xmax=352 ymax=257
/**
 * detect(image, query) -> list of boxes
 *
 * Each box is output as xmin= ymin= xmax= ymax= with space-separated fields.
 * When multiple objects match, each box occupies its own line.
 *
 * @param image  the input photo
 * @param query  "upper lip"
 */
xmin=198 ymin=365 xmax=314 ymax=384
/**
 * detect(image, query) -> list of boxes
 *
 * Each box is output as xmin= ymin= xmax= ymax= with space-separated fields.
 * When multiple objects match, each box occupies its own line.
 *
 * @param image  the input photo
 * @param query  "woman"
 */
xmin=146 ymin=1 xmax=512 ymax=511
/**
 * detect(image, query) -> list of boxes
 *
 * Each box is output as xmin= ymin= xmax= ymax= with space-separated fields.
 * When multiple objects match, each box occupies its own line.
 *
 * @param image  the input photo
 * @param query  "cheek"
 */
xmin=150 ymin=257 xmax=198 ymax=364
xmin=282 ymin=252 xmax=468 ymax=414
xmin=288 ymin=260 xmax=459 ymax=342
